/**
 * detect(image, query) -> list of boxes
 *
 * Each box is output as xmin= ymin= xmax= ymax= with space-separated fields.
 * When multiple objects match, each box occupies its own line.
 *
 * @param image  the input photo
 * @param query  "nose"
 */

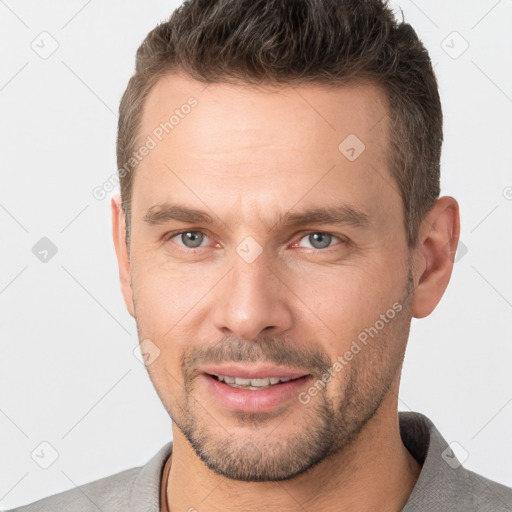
xmin=210 ymin=249 xmax=294 ymax=340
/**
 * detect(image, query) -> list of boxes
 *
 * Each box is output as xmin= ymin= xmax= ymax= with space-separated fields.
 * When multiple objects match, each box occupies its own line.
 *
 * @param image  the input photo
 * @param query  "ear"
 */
xmin=111 ymin=194 xmax=135 ymax=318
xmin=412 ymin=196 xmax=460 ymax=318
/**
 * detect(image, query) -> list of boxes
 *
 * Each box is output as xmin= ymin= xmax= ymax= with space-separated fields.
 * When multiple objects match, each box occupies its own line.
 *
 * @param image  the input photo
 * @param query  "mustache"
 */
xmin=181 ymin=334 xmax=332 ymax=379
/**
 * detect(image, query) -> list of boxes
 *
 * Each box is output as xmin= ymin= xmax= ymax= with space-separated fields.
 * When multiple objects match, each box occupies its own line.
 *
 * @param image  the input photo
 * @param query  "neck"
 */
xmin=166 ymin=399 xmax=421 ymax=511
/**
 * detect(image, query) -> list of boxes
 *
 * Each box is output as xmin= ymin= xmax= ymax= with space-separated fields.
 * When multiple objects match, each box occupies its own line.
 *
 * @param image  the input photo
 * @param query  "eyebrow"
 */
xmin=143 ymin=204 xmax=214 ymax=225
xmin=143 ymin=202 xmax=371 ymax=230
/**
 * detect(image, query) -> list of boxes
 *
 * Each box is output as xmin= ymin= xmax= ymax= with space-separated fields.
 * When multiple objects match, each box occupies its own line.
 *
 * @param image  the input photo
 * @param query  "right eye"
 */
xmin=166 ymin=230 xmax=211 ymax=249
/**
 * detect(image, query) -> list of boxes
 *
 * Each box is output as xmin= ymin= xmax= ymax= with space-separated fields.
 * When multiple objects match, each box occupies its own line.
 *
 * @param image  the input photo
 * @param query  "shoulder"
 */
xmin=461 ymin=467 xmax=512 ymax=511
xmin=4 ymin=466 xmax=141 ymax=512
xmin=3 ymin=441 xmax=173 ymax=512
xmin=399 ymin=411 xmax=512 ymax=511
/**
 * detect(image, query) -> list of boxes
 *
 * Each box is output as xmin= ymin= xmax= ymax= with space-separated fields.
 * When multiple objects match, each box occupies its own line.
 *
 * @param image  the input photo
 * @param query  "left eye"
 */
xmin=298 ymin=232 xmax=341 ymax=249
xmin=169 ymin=231 xmax=209 ymax=248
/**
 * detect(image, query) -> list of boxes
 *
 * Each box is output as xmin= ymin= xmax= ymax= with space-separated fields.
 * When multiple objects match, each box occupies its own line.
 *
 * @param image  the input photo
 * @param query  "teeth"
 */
xmin=234 ymin=377 xmax=253 ymax=386
xmin=216 ymin=375 xmax=299 ymax=389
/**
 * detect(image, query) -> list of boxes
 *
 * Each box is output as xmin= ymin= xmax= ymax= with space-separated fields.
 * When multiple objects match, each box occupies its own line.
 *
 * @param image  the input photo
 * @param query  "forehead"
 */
xmin=131 ymin=72 xmax=398 ymax=231
xmin=139 ymin=72 xmax=390 ymax=157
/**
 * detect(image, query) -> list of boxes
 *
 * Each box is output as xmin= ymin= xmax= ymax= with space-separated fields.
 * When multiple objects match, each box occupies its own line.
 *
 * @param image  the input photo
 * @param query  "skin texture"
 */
xmin=112 ymin=72 xmax=460 ymax=511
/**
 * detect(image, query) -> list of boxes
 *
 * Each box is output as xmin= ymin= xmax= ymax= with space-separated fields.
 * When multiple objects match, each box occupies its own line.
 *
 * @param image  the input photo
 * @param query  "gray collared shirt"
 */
xmin=7 ymin=411 xmax=512 ymax=511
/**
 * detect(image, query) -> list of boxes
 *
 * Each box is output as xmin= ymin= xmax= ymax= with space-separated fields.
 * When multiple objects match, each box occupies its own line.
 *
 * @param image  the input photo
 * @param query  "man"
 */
xmin=8 ymin=0 xmax=512 ymax=511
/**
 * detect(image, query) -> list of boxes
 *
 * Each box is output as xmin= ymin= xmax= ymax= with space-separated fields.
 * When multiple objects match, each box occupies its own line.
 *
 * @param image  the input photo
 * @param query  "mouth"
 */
xmin=206 ymin=373 xmax=308 ymax=390
xmin=200 ymin=370 xmax=313 ymax=413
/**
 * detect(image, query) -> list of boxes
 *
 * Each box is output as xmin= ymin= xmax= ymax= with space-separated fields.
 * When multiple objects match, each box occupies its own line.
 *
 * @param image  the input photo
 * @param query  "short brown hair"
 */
xmin=117 ymin=0 xmax=442 ymax=249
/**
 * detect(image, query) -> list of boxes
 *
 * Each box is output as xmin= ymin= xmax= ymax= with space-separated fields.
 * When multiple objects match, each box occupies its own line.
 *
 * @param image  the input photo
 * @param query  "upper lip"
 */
xmin=201 ymin=364 xmax=310 ymax=380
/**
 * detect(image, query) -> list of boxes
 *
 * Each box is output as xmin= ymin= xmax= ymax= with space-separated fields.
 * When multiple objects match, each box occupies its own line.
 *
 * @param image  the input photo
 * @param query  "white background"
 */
xmin=1 ymin=0 xmax=511 ymax=508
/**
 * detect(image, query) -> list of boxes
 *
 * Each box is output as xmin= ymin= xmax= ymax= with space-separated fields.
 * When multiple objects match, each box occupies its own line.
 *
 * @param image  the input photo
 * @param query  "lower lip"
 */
xmin=201 ymin=373 xmax=312 ymax=413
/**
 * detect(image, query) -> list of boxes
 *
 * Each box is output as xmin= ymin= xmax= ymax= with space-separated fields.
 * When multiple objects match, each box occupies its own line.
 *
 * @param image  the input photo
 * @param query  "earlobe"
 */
xmin=111 ymin=194 xmax=135 ymax=318
xmin=412 ymin=196 xmax=460 ymax=319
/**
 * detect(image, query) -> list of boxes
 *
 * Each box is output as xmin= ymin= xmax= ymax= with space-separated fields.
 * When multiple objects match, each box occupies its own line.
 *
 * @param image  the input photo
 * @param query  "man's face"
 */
xmin=120 ymin=73 xmax=415 ymax=481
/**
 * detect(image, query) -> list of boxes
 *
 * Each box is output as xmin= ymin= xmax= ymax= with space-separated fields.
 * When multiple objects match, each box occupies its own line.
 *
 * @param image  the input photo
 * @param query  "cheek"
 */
xmin=130 ymin=257 xmax=222 ymax=363
xmin=131 ymin=272 xmax=191 ymax=384
xmin=295 ymin=260 xmax=405 ymax=349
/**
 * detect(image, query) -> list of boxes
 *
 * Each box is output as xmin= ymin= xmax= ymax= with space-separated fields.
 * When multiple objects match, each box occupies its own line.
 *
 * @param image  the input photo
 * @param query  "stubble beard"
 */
xmin=154 ymin=270 xmax=415 ymax=482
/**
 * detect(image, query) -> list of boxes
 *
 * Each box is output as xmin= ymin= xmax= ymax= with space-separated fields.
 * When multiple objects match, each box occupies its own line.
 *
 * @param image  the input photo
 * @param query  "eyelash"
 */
xmin=162 ymin=229 xmax=346 ymax=252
